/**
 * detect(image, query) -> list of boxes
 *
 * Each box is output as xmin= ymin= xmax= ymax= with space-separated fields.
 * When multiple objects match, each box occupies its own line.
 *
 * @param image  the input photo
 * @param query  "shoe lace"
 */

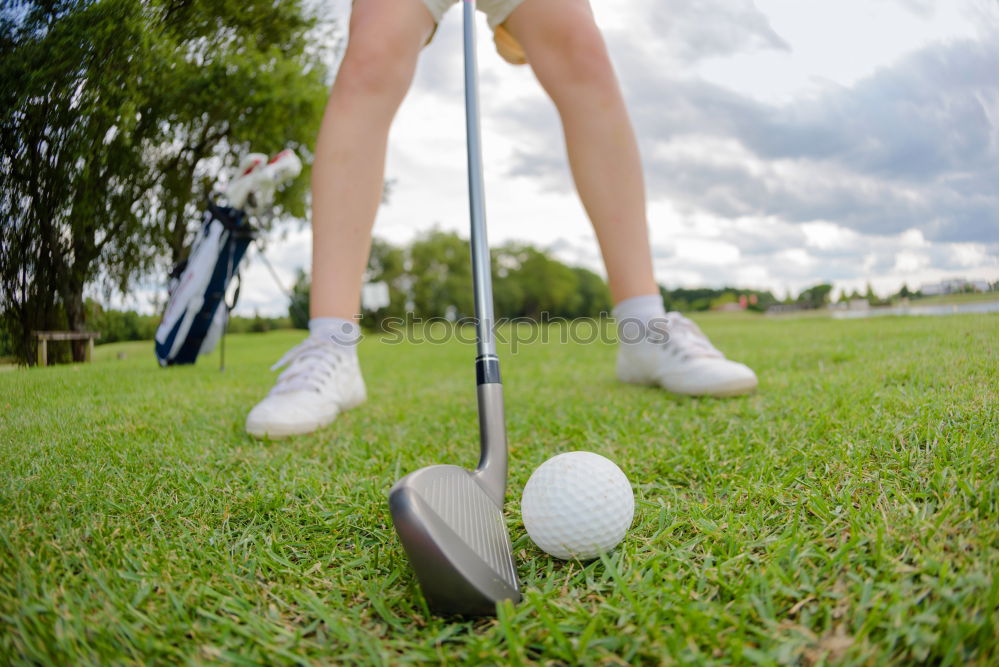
xmin=268 ymin=337 xmax=350 ymax=395
xmin=662 ymin=312 xmax=723 ymax=359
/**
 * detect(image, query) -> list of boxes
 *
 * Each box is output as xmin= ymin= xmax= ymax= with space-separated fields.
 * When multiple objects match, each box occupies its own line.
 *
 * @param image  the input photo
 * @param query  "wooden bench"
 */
xmin=33 ymin=331 xmax=101 ymax=365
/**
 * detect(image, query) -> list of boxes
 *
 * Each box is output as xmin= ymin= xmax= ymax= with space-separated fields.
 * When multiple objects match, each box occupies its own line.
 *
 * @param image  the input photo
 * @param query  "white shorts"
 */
xmin=422 ymin=0 xmax=527 ymax=30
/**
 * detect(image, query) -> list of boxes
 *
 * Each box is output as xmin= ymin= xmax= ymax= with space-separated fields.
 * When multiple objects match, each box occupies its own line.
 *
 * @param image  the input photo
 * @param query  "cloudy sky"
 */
xmin=229 ymin=0 xmax=997 ymax=316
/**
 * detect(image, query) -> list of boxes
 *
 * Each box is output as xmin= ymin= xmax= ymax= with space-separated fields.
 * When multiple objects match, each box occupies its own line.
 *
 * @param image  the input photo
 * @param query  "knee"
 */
xmin=334 ymin=33 xmax=419 ymax=100
xmin=531 ymin=17 xmax=617 ymax=90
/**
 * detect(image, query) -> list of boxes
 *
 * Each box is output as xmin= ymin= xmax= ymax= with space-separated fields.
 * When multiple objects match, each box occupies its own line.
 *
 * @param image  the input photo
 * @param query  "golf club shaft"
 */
xmin=463 ymin=0 xmax=496 ymax=361
xmin=463 ymin=0 xmax=507 ymax=506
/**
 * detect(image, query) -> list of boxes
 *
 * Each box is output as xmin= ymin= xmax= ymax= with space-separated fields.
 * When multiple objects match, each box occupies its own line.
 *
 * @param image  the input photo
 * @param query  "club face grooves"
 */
xmin=389 ymin=465 xmax=520 ymax=615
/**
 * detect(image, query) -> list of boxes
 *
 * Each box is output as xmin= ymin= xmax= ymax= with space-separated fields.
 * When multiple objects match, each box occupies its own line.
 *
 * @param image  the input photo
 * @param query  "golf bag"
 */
xmin=154 ymin=149 xmax=302 ymax=367
xmin=154 ymin=204 xmax=254 ymax=366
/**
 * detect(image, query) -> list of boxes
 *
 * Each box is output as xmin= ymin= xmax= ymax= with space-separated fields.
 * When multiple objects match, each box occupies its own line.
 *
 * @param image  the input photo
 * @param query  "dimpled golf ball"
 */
xmin=521 ymin=451 xmax=634 ymax=560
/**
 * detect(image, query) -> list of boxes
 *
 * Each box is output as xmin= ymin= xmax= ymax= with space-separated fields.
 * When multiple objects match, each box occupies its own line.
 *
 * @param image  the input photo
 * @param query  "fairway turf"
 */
xmin=1 ymin=314 xmax=997 ymax=664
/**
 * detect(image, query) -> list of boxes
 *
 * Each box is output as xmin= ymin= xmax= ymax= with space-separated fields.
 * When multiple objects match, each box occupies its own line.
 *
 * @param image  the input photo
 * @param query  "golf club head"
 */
xmin=389 ymin=464 xmax=520 ymax=615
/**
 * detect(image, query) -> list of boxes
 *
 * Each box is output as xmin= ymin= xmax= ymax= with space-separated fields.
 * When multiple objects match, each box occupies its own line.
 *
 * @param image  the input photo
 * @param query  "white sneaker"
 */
xmin=616 ymin=312 xmax=758 ymax=397
xmin=246 ymin=337 xmax=367 ymax=438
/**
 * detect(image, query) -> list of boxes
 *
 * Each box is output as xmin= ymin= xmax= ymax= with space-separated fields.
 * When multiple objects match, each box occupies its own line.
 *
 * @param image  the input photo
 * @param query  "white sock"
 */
xmin=612 ymin=294 xmax=669 ymax=345
xmin=309 ymin=317 xmax=360 ymax=353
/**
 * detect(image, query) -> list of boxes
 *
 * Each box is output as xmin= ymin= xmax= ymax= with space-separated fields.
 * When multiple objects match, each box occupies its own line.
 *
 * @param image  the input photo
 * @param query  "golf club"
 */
xmin=388 ymin=0 xmax=521 ymax=616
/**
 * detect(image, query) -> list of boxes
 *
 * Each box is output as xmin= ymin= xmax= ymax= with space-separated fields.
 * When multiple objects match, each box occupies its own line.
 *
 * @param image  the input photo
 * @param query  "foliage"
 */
xmin=1 ymin=315 xmax=996 ymax=663
xmin=408 ymin=230 xmax=475 ymax=319
xmin=292 ymin=232 xmax=617 ymax=329
xmin=566 ymin=266 xmax=612 ymax=318
xmin=360 ymin=238 xmax=410 ymax=329
xmin=1 ymin=0 xmax=160 ymax=362
xmin=492 ymin=243 xmax=585 ymax=319
xmin=227 ymin=313 xmax=291 ymax=335
xmin=85 ymin=299 xmax=159 ymax=344
xmin=796 ymin=283 xmax=834 ymax=309
xmin=83 ymin=298 xmax=289 ymax=342
xmin=290 ymin=231 xmax=792 ymax=327
xmin=660 ymin=286 xmax=778 ymax=313
xmin=0 ymin=322 xmax=12 ymax=359
xmin=864 ymin=282 xmax=887 ymax=306
xmin=709 ymin=291 xmax=738 ymax=309
xmin=288 ymin=269 xmax=311 ymax=330
xmin=143 ymin=0 xmax=331 ymax=267
xmin=0 ymin=0 xmax=331 ymax=364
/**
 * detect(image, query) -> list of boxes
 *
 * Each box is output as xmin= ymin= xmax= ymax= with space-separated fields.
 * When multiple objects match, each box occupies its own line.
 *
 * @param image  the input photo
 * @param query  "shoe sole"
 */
xmin=619 ymin=374 xmax=758 ymax=397
xmin=245 ymin=392 xmax=366 ymax=439
xmin=667 ymin=376 xmax=758 ymax=397
xmin=696 ymin=382 xmax=758 ymax=397
xmin=246 ymin=412 xmax=339 ymax=439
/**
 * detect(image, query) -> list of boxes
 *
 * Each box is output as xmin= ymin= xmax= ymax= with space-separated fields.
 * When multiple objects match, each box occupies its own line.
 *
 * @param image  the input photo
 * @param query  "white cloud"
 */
xmin=948 ymin=242 xmax=992 ymax=269
xmin=674 ymin=239 xmax=741 ymax=266
xmin=801 ymin=221 xmax=857 ymax=250
xmin=892 ymin=250 xmax=927 ymax=273
xmin=692 ymin=0 xmax=988 ymax=103
xmin=899 ymin=228 xmax=929 ymax=248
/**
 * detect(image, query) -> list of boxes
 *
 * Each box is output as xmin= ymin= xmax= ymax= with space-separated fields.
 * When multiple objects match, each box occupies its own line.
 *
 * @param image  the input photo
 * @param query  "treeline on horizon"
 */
xmin=8 ymin=229 xmax=977 ymax=362
xmin=287 ymin=230 xmax=782 ymax=331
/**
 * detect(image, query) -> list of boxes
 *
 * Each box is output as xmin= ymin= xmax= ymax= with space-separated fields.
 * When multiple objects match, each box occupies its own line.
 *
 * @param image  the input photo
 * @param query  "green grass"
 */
xmin=1 ymin=314 xmax=997 ymax=664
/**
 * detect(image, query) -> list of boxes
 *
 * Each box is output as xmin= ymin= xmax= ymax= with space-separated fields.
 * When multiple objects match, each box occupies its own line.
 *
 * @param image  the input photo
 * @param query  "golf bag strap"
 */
xmin=226 ymin=270 xmax=242 ymax=312
xmin=207 ymin=202 xmax=258 ymax=239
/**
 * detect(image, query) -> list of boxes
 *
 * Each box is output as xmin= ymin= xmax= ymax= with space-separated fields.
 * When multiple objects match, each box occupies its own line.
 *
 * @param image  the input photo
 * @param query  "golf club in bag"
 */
xmin=388 ymin=0 xmax=520 ymax=616
xmin=154 ymin=149 xmax=302 ymax=368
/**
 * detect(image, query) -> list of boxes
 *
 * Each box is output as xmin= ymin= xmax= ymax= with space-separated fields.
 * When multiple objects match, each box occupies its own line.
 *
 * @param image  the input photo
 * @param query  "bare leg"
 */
xmin=502 ymin=0 xmax=658 ymax=303
xmin=310 ymin=0 xmax=435 ymax=318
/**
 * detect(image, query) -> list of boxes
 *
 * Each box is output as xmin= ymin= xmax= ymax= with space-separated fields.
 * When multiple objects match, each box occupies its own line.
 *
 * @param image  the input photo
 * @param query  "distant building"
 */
xmin=917 ymin=278 xmax=993 ymax=295
xmin=766 ymin=304 xmax=807 ymax=314
xmin=942 ymin=278 xmax=967 ymax=293
xmin=848 ymin=299 xmax=870 ymax=311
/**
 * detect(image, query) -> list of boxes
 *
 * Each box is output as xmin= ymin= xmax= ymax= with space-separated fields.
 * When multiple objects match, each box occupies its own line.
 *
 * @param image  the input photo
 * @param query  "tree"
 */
xmin=85 ymin=299 xmax=157 ymax=343
xmin=288 ymin=269 xmax=310 ymax=330
xmin=409 ymin=230 xmax=474 ymax=319
xmin=796 ymin=283 xmax=833 ymax=309
xmin=566 ymin=266 xmax=611 ymax=318
xmin=490 ymin=243 xmax=579 ymax=319
xmin=2 ymin=1 xmax=160 ymax=362
xmin=709 ymin=291 xmax=738 ymax=310
xmin=746 ymin=290 xmax=778 ymax=312
xmin=656 ymin=286 xmax=776 ymax=313
xmin=864 ymin=282 xmax=883 ymax=306
xmin=285 ymin=233 xmax=613 ymax=328
xmin=516 ymin=247 xmax=580 ymax=318
xmin=661 ymin=287 xmax=722 ymax=312
xmin=0 ymin=0 xmax=331 ymax=363
xmin=361 ymin=238 xmax=408 ymax=329
xmin=144 ymin=1 xmax=331 ymax=267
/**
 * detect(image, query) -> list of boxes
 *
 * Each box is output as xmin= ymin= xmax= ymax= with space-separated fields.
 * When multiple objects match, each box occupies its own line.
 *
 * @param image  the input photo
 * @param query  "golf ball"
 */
xmin=520 ymin=451 xmax=634 ymax=560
